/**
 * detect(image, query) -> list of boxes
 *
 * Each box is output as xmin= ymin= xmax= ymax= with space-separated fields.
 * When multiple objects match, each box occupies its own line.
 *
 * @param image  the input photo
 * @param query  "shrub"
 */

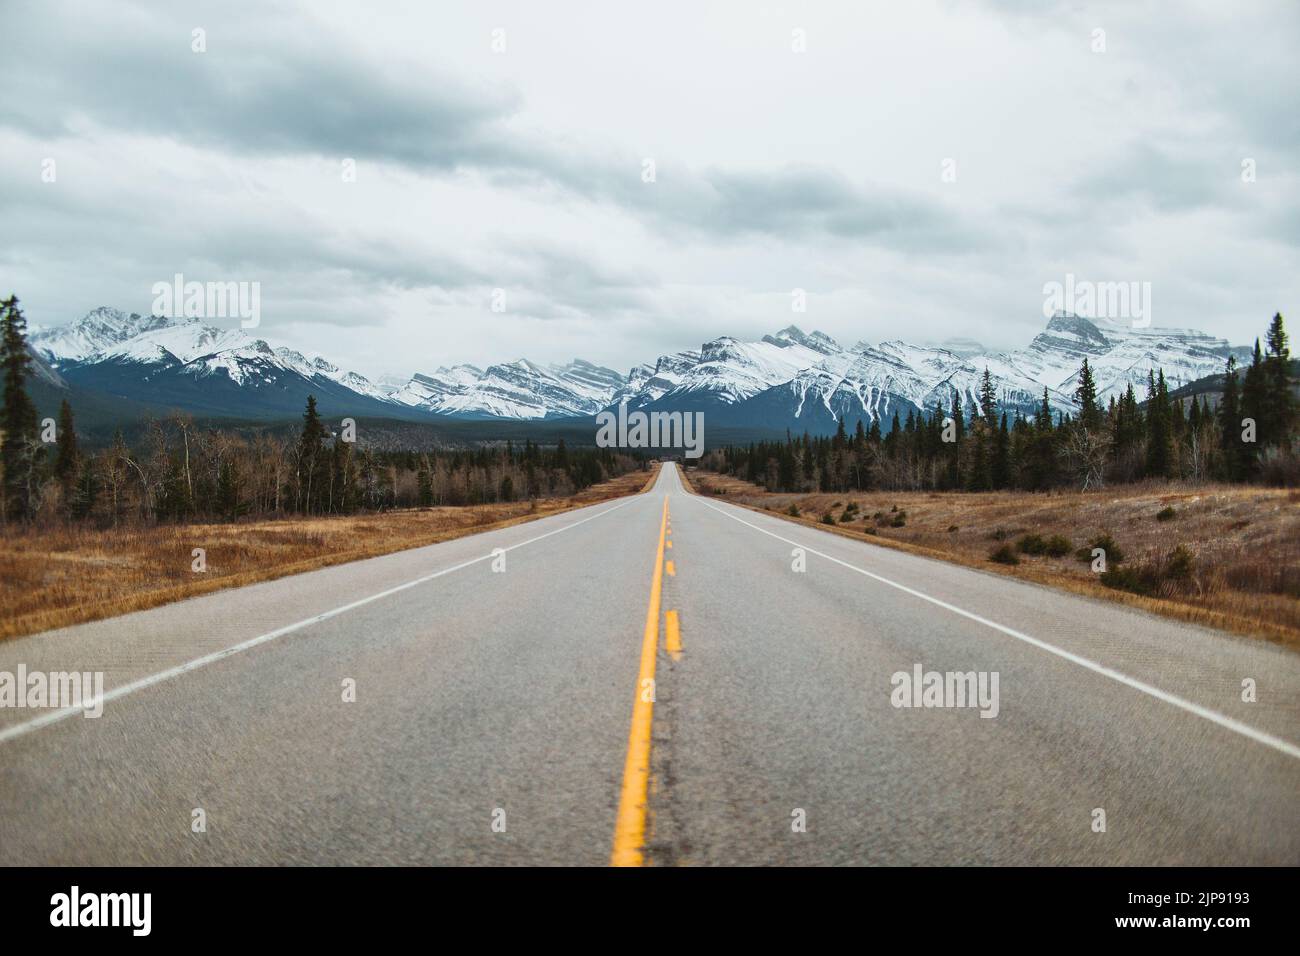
xmin=786 ymin=503 xmax=800 ymax=517
xmin=821 ymin=513 xmax=836 ymax=525
xmin=1016 ymin=533 xmax=1047 ymax=555
xmin=890 ymin=513 xmax=907 ymax=527
xmin=1044 ymin=534 xmax=1072 ymax=557
xmin=1156 ymin=506 xmax=1176 ymax=522
xmin=1165 ymin=544 xmax=1195 ymax=580
xmin=989 ymin=544 xmax=1020 ymax=565
xmin=1076 ymin=533 xmax=1124 ymax=565
xmin=1100 ymin=564 xmax=1158 ymax=595
xmin=1101 ymin=545 xmax=1195 ymax=596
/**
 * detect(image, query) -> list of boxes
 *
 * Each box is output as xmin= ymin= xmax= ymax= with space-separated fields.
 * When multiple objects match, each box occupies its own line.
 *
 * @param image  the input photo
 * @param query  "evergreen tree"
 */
xmin=1145 ymin=370 xmax=1173 ymax=478
xmin=1241 ymin=338 xmax=1268 ymax=450
xmin=53 ymin=398 xmax=79 ymax=482
xmin=1 ymin=296 xmax=43 ymax=520
xmin=1263 ymin=312 xmax=1293 ymax=445
xmin=992 ymin=412 xmax=1011 ymax=489
xmin=1218 ymin=355 xmax=1245 ymax=481
xmin=978 ymin=368 xmax=997 ymax=425
xmin=1074 ymin=357 xmax=1102 ymax=432
xmin=215 ymin=457 xmax=242 ymax=520
xmin=295 ymin=394 xmax=328 ymax=513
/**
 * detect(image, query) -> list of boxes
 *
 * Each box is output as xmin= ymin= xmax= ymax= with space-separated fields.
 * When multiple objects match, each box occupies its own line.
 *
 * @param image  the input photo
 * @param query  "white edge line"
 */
xmin=691 ymin=494 xmax=1300 ymax=762
xmin=0 ymin=493 xmax=645 ymax=746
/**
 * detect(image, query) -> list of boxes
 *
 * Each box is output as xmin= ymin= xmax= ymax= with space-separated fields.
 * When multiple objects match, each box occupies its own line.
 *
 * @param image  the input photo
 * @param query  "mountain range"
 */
xmin=30 ymin=307 xmax=1250 ymax=433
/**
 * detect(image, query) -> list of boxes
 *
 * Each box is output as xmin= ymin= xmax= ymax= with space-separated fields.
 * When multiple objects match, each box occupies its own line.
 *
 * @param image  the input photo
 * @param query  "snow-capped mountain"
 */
xmin=388 ymin=358 xmax=625 ymax=419
xmin=629 ymin=316 xmax=1247 ymax=430
xmin=32 ymin=309 xmax=408 ymax=420
xmin=30 ymin=306 xmax=174 ymax=362
xmin=31 ymin=308 xmax=1248 ymax=431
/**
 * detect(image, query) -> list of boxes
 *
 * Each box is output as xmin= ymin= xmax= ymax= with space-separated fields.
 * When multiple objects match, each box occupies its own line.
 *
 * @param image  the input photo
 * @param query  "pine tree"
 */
xmin=1034 ymin=388 xmax=1053 ymax=432
xmin=992 ymin=412 xmax=1011 ymax=489
xmin=1 ymin=296 xmax=43 ymax=520
xmin=1263 ymin=312 xmax=1293 ymax=445
xmin=1074 ymin=357 xmax=1102 ymax=432
xmin=295 ymin=394 xmax=328 ymax=513
xmin=1218 ymin=355 xmax=1246 ymax=481
xmin=1241 ymin=338 xmax=1268 ymax=449
xmin=215 ymin=457 xmax=242 ymax=520
xmin=978 ymin=368 xmax=997 ymax=425
xmin=1145 ymin=370 xmax=1173 ymax=478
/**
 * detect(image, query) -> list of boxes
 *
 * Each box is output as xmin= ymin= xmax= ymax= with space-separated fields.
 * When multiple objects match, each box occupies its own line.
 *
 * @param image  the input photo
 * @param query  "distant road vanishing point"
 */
xmin=1 ymin=463 xmax=1297 ymax=865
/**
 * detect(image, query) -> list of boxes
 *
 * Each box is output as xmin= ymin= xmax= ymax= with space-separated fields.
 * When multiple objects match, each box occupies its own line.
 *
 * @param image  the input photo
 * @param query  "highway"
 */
xmin=1 ymin=462 xmax=1297 ymax=865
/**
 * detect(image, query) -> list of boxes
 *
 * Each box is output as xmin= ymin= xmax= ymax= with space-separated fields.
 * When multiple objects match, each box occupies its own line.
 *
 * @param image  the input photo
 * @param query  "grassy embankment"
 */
xmin=0 ymin=465 xmax=658 ymax=642
xmin=685 ymin=469 xmax=1300 ymax=648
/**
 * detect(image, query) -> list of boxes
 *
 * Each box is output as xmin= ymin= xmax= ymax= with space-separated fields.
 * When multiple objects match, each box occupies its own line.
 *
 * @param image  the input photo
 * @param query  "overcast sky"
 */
xmin=1 ymin=0 xmax=1297 ymax=380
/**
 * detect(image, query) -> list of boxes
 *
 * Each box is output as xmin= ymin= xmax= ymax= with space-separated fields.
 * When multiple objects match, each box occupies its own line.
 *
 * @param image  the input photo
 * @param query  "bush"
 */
xmin=1076 ymin=533 xmax=1124 ymax=565
xmin=989 ymin=544 xmax=1020 ymax=565
xmin=1156 ymin=506 xmax=1176 ymax=522
xmin=1101 ymin=545 xmax=1195 ymax=596
xmin=1100 ymin=564 xmax=1159 ymax=595
xmin=821 ymin=513 xmax=836 ymax=525
xmin=786 ymin=503 xmax=800 ymax=517
xmin=1016 ymin=533 xmax=1047 ymax=555
xmin=1044 ymin=534 xmax=1072 ymax=557
xmin=890 ymin=512 xmax=907 ymax=527
xmin=1165 ymin=544 xmax=1195 ymax=580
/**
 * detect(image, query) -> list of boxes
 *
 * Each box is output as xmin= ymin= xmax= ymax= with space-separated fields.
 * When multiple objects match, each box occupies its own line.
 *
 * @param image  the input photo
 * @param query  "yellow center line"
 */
xmin=665 ymin=610 xmax=682 ymax=661
xmin=610 ymin=494 xmax=669 ymax=867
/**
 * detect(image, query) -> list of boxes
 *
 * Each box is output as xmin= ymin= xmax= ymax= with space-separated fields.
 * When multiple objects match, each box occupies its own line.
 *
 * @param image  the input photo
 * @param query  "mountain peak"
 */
xmin=762 ymin=325 xmax=841 ymax=354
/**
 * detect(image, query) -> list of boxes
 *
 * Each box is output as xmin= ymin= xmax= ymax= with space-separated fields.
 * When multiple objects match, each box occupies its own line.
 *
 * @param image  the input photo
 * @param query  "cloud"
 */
xmin=0 ymin=0 xmax=1295 ymax=377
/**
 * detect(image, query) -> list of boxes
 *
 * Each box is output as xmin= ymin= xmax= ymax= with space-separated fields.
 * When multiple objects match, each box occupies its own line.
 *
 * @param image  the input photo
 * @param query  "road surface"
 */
xmin=1 ymin=463 xmax=1297 ymax=865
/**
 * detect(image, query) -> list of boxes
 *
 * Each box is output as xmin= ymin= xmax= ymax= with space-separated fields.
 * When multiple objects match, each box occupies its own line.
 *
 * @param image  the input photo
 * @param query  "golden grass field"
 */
xmin=0 ymin=465 xmax=658 ymax=642
xmin=685 ymin=469 xmax=1300 ymax=649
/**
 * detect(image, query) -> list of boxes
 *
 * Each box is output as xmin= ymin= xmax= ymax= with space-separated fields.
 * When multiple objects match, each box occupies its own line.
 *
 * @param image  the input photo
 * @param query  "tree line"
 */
xmin=703 ymin=313 xmax=1296 ymax=494
xmin=0 ymin=296 xmax=641 ymax=526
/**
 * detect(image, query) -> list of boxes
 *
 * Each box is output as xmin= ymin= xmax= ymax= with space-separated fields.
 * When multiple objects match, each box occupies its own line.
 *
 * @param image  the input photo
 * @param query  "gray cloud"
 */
xmin=0 ymin=0 xmax=1295 ymax=375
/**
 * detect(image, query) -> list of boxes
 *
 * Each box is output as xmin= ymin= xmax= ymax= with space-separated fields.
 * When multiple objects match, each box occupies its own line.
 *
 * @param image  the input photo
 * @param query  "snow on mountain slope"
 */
xmin=388 ymin=358 xmax=625 ymax=419
xmin=32 ymin=308 xmax=1247 ymax=429
xmin=31 ymin=307 xmax=173 ymax=363
xmin=611 ymin=350 xmax=701 ymax=409
xmin=987 ymin=313 xmax=1245 ymax=405
xmin=36 ymin=309 xmax=397 ymax=413
xmin=661 ymin=332 xmax=833 ymax=405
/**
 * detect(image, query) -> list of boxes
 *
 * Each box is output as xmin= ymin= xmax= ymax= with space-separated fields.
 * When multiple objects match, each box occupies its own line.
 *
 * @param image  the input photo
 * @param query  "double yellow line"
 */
xmin=610 ymin=494 xmax=677 ymax=866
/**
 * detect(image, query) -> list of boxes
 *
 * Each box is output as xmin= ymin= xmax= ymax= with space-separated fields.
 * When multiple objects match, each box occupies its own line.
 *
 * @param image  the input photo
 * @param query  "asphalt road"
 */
xmin=1 ymin=463 xmax=1297 ymax=865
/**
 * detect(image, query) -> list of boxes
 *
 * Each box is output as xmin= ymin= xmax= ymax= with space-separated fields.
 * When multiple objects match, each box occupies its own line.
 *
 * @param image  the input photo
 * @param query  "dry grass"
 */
xmin=687 ymin=469 xmax=1300 ymax=649
xmin=0 ymin=465 xmax=658 ymax=642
